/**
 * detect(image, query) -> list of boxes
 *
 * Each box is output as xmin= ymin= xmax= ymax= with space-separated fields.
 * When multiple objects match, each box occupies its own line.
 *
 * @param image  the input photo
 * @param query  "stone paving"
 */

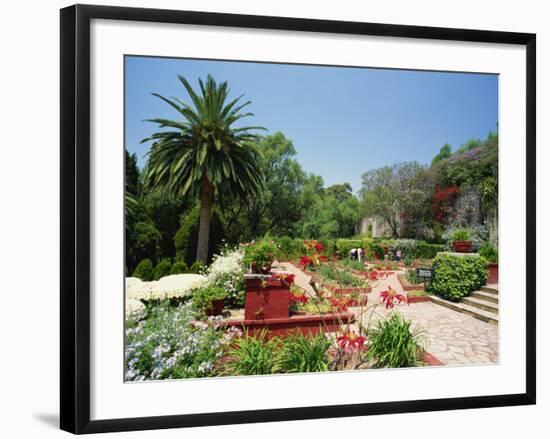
xmin=278 ymin=261 xmax=499 ymax=366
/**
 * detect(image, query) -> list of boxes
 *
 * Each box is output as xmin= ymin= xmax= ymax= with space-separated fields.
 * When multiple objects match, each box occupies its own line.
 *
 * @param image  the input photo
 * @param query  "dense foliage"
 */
xmin=428 ymin=254 xmax=488 ymax=301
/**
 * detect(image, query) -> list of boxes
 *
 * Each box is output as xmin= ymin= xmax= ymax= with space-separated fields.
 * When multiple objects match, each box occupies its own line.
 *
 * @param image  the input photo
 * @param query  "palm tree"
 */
xmin=142 ymin=75 xmax=265 ymax=264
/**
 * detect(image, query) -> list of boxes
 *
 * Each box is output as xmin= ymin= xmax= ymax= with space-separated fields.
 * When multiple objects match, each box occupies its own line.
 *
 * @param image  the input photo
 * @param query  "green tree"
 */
xmin=127 ymin=221 xmax=162 ymax=268
xmin=221 ymin=132 xmax=306 ymax=241
xmin=143 ymin=75 xmax=264 ymax=264
xmin=430 ymin=143 xmax=452 ymax=166
xmin=360 ymin=162 xmax=430 ymax=237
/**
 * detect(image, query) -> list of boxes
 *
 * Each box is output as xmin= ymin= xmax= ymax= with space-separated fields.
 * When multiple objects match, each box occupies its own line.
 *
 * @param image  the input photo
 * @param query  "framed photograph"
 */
xmin=60 ymin=4 xmax=536 ymax=434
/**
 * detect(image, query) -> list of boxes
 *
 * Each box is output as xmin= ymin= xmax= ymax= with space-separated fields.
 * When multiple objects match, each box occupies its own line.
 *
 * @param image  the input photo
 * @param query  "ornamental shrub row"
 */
xmin=428 ymin=254 xmax=488 ymax=301
xmin=132 ymin=258 xmax=194 ymax=281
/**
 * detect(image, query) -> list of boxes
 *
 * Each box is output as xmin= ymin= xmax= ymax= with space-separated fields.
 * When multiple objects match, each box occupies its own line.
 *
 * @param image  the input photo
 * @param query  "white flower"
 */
xmin=206 ymin=250 xmax=244 ymax=283
xmin=126 ymin=274 xmax=207 ymax=301
xmin=125 ymin=298 xmax=146 ymax=320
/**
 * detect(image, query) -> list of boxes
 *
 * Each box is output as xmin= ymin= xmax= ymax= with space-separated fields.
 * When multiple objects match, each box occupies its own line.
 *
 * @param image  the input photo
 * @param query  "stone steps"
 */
xmin=471 ymin=290 xmax=498 ymax=304
xmin=430 ymin=295 xmax=499 ymax=325
xmin=461 ymin=296 xmax=499 ymax=314
xmin=481 ymin=285 xmax=498 ymax=295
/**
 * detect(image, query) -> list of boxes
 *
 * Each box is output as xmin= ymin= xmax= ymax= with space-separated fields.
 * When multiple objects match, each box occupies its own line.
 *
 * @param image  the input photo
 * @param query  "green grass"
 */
xmin=366 ymin=313 xmax=424 ymax=368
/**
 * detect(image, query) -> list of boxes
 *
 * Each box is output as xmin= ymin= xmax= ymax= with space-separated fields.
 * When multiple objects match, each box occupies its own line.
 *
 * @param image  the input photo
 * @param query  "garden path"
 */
xmin=280 ymin=262 xmax=499 ymax=367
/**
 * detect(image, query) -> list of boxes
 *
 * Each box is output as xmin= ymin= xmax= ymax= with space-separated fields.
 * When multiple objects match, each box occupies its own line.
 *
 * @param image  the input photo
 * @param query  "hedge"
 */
xmin=428 ymin=254 xmax=488 ymax=301
xmin=170 ymin=260 xmax=188 ymax=274
xmin=133 ymin=259 xmax=155 ymax=281
xmin=154 ymin=259 xmax=172 ymax=280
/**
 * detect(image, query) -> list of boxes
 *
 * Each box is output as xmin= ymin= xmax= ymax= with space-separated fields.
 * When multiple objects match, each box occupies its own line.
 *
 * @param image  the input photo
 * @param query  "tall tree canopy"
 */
xmin=142 ymin=75 xmax=265 ymax=263
xmin=360 ymin=162 xmax=432 ymax=238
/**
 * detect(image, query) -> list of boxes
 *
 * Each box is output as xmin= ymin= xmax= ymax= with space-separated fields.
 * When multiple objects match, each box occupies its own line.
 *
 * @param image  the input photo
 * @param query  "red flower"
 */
xmin=315 ymin=242 xmax=324 ymax=252
xmin=328 ymin=296 xmax=354 ymax=312
xmin=299 ymin=256 xmax=313 ymax=269
xmin=290 ymin=293 xmax=309 ymax=304
xmin=273 ymin=272 xmax=295 ymax=285
xmin=336 ymin=331 xmax=366 ymax=353
xmin=379 ymin=287 xmax=408 ymax=309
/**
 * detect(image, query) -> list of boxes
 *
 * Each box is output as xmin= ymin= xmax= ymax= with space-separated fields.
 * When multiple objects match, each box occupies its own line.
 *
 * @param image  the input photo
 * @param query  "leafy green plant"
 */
xmin=275 ymin=333 xmax=331 ymax=373
xmin=366 ymin=313 xmax=424 ymax=368
xmin=317 ymin=264 xmax=366 ymax=287
xmin=479 ymin=243 xmax=498 ymax=263
xmin=403 ymin=254 xmax=414 ymax=266
xmin=300 ymin=299 xmax=333 ymax=315
xmin=192 ymin=284 xmax=227 ymax=315
xmin=243 ymin=238 xmax=278 ymax=273
xmin=154 ymin=259 xmax=172 ymax=280
xmin=133 ymin=259 xmax=155 ymax=281
xmin=227 ymin=331 xmax=279 ymax=375
xmin=340 ymin=258 xmax=367 ymax=272
xmin=406 ymin=269 xmax=422 ymax=285
xmin=451 ymin=228 xmax=471 ymax=241
xmin=170 ymin=260 xmax=188 ymax=274
xmin=428 ymin=254 xmax=488 ymax=301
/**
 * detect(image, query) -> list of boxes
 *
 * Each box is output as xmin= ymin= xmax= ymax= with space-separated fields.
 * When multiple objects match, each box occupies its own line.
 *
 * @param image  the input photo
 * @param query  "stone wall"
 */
xmin=357 ymin=215 xmax=393 ymax=238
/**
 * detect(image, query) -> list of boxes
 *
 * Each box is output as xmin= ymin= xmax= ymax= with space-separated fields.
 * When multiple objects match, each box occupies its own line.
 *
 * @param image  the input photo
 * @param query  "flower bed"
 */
xmin=397 ymin=273 xmax=426 ymax=291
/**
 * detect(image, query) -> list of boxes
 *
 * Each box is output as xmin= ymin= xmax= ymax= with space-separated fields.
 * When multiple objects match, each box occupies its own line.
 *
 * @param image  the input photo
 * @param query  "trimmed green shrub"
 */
xmin=154 ymin=259 xmax=172 ymax=280
xmin=366 ymin=312 xmax=424 ymax=368
xmin=428 ymin=254 xmax=488 ymax=301
xmin=273 ymin=236 xmax=303 ymax=260
xmin=415 ymin=242 xmax=445 ymax=259
xmin=335 ymin=239 xmax=363 ymax=258
xmin=170 ymin=260 xmax=188 ymax=274
xmin=133 ymin=259 xmax=154 ymax=281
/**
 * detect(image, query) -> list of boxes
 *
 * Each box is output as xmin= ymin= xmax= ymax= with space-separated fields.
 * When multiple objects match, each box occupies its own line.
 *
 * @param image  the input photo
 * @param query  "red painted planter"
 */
xmin=206 ymin=299 xmax=225 ymax=316
xmin=487 ymin=262 xmax=498 ymax=284
xmin=244 ymin=276 xmax=291 ymax=320
xmin=452 ymin=240 xmax=472 ymax=253
xmin=223 ymin=312 xmax=354 ymax=338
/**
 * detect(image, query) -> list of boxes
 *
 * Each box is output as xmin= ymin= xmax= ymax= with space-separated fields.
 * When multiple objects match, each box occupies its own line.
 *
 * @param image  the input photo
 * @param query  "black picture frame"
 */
xmin=60 ymin=4 xmax=536 ymax=434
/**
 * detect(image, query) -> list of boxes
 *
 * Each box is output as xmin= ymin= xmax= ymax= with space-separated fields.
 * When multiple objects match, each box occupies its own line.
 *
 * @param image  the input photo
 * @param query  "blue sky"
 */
xmin=125 ymin=56 xmax=498 ymax=193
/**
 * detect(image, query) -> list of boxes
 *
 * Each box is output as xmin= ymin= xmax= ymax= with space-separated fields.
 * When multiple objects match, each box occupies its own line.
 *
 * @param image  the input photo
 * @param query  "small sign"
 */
xmin=416 ymin=268 xmax=433 ymax=279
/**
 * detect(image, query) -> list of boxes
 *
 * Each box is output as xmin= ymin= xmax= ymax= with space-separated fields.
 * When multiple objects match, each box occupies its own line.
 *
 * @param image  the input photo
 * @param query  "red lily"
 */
xmin=336 ymin=331 xmax=366 ymax=353
xmin=379 ymin=286 xmax=408 ymax=309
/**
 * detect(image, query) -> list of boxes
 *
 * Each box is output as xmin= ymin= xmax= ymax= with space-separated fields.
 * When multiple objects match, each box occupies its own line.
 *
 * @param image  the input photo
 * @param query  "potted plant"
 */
xmin=243 ymin=238 xmax=278 ymax=274
xmin=479 ymin=243 xmax=499 ymax=284
xmin=451 ymin=228 xmax=473 ymax=253
xmin=192 ymin=284 xmax=228 ymax=316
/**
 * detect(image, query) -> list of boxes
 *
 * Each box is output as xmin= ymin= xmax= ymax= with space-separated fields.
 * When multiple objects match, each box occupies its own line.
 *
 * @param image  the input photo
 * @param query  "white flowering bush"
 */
xmin=125 ymin=302 xmax=241 ymax=381
xmin=125 ymin=298 xmax=146 ymax=321
xmin=205 ymin=248 xmax=246 ymax=307
xmin=126 ymin=274 xmax=207 ymax=301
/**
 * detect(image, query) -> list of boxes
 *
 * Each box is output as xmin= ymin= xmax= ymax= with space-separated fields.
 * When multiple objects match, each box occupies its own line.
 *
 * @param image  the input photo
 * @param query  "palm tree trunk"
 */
xmin=196 ymin=177 xmax=214 ymax=264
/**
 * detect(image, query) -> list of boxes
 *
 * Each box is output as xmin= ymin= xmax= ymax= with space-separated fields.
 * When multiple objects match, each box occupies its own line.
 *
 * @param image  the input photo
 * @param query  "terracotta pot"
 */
xmin=452 ymin=240 xmax=472 ymax=253
xmin=206 ymin=299 xmax=225 ymax=316
xmin=487 ymin=262 xmax=498 ymax=284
